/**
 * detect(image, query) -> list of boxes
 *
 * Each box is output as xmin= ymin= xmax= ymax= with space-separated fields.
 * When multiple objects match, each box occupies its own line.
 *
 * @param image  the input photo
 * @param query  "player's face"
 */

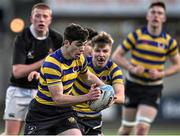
xmin=146 ymin=6 xmax=166 ymax=28
xmin=68 ymin=40 xmax=86 ymax=59
xmin=31 ymin=8 xmax=52 ymax=35
xmin=92 ymin=44 xmax=112 ymax=68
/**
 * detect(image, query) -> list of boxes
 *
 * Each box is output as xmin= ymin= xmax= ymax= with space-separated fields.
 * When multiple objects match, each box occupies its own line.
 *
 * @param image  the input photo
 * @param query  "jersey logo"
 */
xmin=73 ymin=66 xmax=79 ymax=72
xmin=68 ymin=117 xmax=77 ymax=124
xmin=100 ymin=76 xmax=108 ymax=82
xmin=158 ymin=43 xmax=166 ymax=49
xmin=26 ymin=125 xmax=37 ymax=135
xmin=27 ymin=51 xmax=34 ymax=59
xmin=8 ymin=113 xmax=15 ymax=118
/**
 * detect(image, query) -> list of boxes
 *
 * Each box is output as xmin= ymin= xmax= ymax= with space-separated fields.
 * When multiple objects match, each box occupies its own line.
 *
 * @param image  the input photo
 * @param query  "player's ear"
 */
xmin=63 ymin=40 xmax=69 ymax=47
xmin=30 ymin=16 xmax=33 ymax=24
xmin=162 ymin=15 xmax=166 ymax=23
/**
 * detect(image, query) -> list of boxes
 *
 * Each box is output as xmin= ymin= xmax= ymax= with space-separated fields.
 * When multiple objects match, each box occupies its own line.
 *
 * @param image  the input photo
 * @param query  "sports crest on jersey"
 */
xmin=73 ymin=66 xmax=79 ymax=72
xmin=157 ymin=42 xmax=166 ymax=49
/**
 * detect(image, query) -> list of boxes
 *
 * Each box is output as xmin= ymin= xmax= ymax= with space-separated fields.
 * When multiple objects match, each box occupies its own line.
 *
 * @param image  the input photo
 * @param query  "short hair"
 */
xmin=149 ymin=1 xmax=166 ymax=11
xmin=31 ymin=3 xmax=52 ymax=15
xmin=86 ymin=27 xmax=98 ymax=40
xmin=64 ymin=23 xmax=89 ymax=43
xmin=91 ymin=31 xmax=114 ymax=47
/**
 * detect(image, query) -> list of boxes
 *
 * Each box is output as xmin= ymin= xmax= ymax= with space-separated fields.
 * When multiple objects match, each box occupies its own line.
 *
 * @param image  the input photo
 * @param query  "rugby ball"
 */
xmin=88 ymin=85 xmax=115 ymax=112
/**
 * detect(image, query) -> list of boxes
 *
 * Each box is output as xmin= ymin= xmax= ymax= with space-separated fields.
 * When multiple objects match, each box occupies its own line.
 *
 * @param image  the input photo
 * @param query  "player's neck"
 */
xmin=147 ymin=25 xmax=162 ymax=36
xmin=61 ymin=46 xmax=71 ymax=60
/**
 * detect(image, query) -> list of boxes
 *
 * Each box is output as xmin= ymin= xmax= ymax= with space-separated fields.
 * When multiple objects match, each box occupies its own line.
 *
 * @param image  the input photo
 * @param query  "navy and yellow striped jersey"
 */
xmin=35 ymin=49 xmax=88 ymax=105
xmin=121 ymin=26 xmax=179 ymax=85
xmin=72 ymin=57 xmax=124 ymax=118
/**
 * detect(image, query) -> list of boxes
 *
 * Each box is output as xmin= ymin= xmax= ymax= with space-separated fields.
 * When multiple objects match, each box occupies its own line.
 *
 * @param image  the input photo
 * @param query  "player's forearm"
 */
xmin=112 ymin=54 xmax=131 ymax=71
xmin=80 ymin=71 xmax=105 ymax=86
xmin=113 ymin=84 xmax=125 ymax=104
xmin=53 ymin=94 xmax=90 ymax=107
xmin=87 ymin=73 xmax=105 ymax=86
xmin=13 ymin=59 xmax=44 ymax=78
xmin=164 ymin=64 xmax=180 ymax=77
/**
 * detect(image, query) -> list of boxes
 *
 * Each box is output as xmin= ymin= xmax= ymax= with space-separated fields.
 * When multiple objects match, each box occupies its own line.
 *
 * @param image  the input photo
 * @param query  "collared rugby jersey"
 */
xmin=10 ymin=27 xmax=63 ymax=88
xmin=72 ymin=57 xmax=124 ymax=118
xmin=121 ymin=26 xmax=178 ymax=85
xmin=35 ymin=49 xmax=88 ymax=105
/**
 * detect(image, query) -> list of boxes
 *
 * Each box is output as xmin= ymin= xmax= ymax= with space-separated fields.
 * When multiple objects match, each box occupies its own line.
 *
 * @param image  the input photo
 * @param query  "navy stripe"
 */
xmin=45 ymin=73 xmax=60 ymax=79
xmin=63 ymin=78 xmax=76 ymax=86
xmin=134 ymin=48 xmax=165 ymax=57
xmin=73 ymin=84 xmax=86 ymax=95
xmin=121 ymin=44 xmax=129 ymax=51
xmin=40 ymin=72 xmax=44 ymax=79
xmin=43 ymin=62 xmax=61 ymax=72
xmin=39 ymin=83 xmax=49 ymax=91
xmin=91 ymin=65 xmax=107 ymax=74
xmin=138 ymin=40 xmax=168 ymax=49
xmin=113 ymin=75 xmax=123 ymax=81
xmin=132 ymin=31 xmax=138 ymax=41
xmin=168 ymin=38 xmax=174 ymax=48
xmin=63 ymin=68 xmax=73 ymax=74
xmin=127 ymin=38 xmax=135 ymax=48
xmin=130 ymin=73 xmax=162 ymax=82
xmin=109 ymin=67 xmax=120 ymax=79
xmin=167 ymin=46 xmax=177 ymax=55
xmin=63 ymin=87 xmax=72 ymax=94
xmin=132 ymin=54 xmax=165 ymax=65
xmin=77 ymin=111 xmax=100 ymax=115
xmin=37 ymin=91 xmax=53 ymax=101
xmin=76 ymin=78 xmax=91 ymax=89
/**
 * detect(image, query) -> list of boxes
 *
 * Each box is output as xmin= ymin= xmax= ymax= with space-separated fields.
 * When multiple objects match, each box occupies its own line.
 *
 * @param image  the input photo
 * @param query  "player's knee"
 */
xmin=135 ymin=116 xmax=152 ymax=135
xmin=135 ymin=123 xmax=150 ymax=135
xmin=117 ymin=120 xmax=136 ymax=135
xmin=118 ymin=127 xmax=132 ymax=135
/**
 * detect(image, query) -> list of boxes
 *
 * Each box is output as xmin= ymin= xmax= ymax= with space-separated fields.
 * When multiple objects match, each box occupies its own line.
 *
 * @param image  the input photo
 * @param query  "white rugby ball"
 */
xmin=89 ymin=85 xmax=115 ymax=112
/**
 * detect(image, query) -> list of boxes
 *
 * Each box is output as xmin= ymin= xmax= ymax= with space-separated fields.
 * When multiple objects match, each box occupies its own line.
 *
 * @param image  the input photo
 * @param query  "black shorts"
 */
xmin=76 ymin=116 xmax=102 ymax=135
xmin=24 ymin=99 xmax=79 ymax=135
xmin=124 ymin=80 xmax=163 ymax=109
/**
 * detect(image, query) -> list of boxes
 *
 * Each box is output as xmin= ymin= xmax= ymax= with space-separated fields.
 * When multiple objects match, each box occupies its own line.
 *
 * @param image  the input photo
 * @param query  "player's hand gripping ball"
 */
xmin=89 ymin=85 xmax=115 ymax=112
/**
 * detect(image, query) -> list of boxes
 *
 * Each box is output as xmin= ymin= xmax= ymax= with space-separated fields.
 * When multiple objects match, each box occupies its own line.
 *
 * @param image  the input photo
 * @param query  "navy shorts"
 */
xmin=76 ymin=116 xmax=102 ymax=135
xmin=124 ymin=80 xmax=163 ymax=109
xmin=24 ymin=99 xmax=79 ymax=135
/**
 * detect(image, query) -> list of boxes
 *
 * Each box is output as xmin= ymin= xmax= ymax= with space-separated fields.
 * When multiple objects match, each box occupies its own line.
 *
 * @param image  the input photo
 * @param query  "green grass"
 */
xmin=1 ymin=121 xmax=180 ymax=135
xmin=103 ymin=126 xmax=180 ymax=135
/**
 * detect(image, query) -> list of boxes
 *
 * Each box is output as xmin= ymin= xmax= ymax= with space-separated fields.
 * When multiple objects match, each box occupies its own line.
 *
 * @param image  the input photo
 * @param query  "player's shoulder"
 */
xmin=49 ymin=28 xmax=63 ymax=39
xmin=14 ymin=27 xmax=32 ymax=43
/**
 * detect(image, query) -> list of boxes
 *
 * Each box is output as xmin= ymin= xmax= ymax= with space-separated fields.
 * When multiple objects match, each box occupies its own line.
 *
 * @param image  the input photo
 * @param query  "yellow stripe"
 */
xmin=132 ymin=50 xmax=166 ymax=62
xmin=35 ymin=95 xmax=55 ymax=105
xmin=131 ymin=59 xmax=164 ymax=70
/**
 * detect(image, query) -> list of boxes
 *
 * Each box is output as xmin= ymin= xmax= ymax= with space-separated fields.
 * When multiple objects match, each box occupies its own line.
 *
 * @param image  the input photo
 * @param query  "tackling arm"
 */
xmin=164 ymin=53 xmax=180 ymax=77
xmin=112 ymin=83 xmax=125 ymax=104
xmin=12 ymin=59 xmax=44 ymax=79
xmin=48 ymin=83 xmax=101 ymax=106
xmin=78 ymin=69 xmax=105 ymax=86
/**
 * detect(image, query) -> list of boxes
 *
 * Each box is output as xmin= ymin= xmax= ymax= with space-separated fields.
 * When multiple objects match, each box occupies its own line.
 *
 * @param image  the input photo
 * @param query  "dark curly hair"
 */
xmin=64 ymin=23 xmax=89 ymax=43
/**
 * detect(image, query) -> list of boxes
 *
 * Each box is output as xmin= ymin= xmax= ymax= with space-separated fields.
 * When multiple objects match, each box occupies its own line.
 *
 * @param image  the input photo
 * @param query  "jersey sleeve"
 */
xmin=80 ymin=55 xmax=88 ymax=74
xmin=121 ymin=30 xmax=138 ymax=52
xmin=42 ymin=56 xmax=62 ymax=86
xmin=110 ymin=63 xmax=124 ymax=84
xmin=12 ymin=36 xmax=27 ymax=65
xmin=167 ymin=38 xmax=179 ymax=57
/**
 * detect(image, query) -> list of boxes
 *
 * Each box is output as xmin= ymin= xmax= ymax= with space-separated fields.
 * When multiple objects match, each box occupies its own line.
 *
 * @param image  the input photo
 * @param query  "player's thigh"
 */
xmin=4 ymin=86 xmax=36 ymax=121
xmin=137 ymin=104 xmax=158 ymax=123
xmin=59 ymin=128 xmax=82 ymax=135
xmin=122 ymin=107 xmax=137 ymax=121
xmin=5 ymin=120 xmax=23 ymax=135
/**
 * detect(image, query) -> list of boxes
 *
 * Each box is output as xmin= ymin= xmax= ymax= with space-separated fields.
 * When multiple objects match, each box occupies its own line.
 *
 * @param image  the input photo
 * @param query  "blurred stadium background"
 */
xmin=0 ymin=0 xmax=180 ymax=135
